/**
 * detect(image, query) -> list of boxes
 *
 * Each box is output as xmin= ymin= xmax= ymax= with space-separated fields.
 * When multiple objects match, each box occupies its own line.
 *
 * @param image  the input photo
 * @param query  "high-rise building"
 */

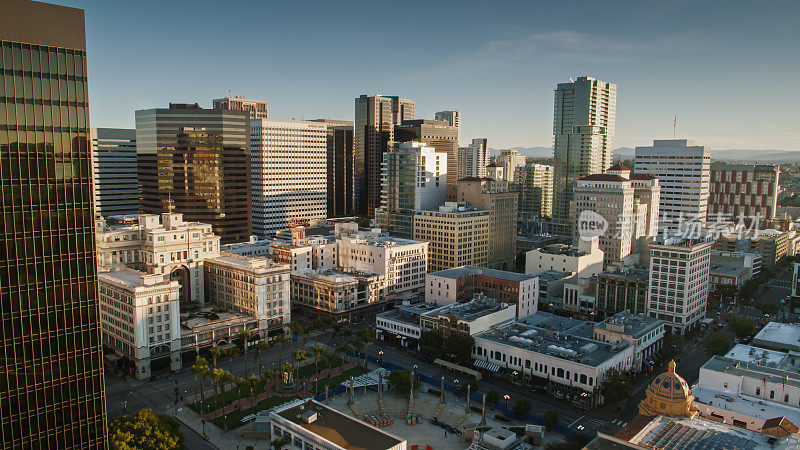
xmin=497 ymin=149 xmax=527 ymax=183
xmin=486 ymin=163 xmax=504 ymax=181
xmin=709 ymin=162 xmax=779 ymax=224
xmin=250 ymin=118 xmax=327 ymax=237
xmin=458 ymin=138 xmax=488 ymax=180
xmin=0 ymin=1 xmax=108 ymax=446
xmin=516 ymin=163 xmax=554 ymax=220
xmin=647 ymin=237 xmax=711 ymax=335
xmin=434 ymin=110 xmax=461 ymax=142
xmin=457 ymin=178 xmax=518 ymax=269
xmin=91 ymin=127 xmax=138 ymax=217
xmin=414 ymin=203 xmax=491 ymax=272
xmin=634 ymin=139 xmax=711 ymax=232
xmin=395 ymin=119 xmax=459 ymax=200
xmin=310 ymin=119 xmax=355 ymax=218
xmin=136 ymin=103 xmax=251 ymax=244
xmin=375 ymin=141 xmax=446 ymax=238
xmin=212 ymin=95 xmax=268 ymax=119
xmin=552 ymin=76 xmax=617 ymax=236
xmin=354 ymin=95 xmax=414 ymax=217
xmin=573 ymin=164 xmax=660 ymax=265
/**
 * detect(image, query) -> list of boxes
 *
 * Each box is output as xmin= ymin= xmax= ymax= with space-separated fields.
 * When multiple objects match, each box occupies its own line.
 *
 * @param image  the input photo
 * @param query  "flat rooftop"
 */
xmin=724 ymin=344 xmax=787 ymax=368
xmin=701 ymin=356 xmax=800 ymax=390
xmin=752 ymin=322 xmax=800 ymax=352
xmin=516 ymin=312 xmax=587 ymax=334
xmin=533 ymin=243 xmax=589 ymax=257
xmin=99 ymin=269 xmax=173 ymax=290
xmin=429 ymin=266 xmax=537 ymax=283
xmin=600 ymin=266 xmax=649 ymax=281
xmin=208 ymin=253 xmax=288 ymax=271
xmin=273 ymin=399 xmax=404 ymax=450
xmin=378 ymin=302 xmax=441 ymax=326
xmin=294 ymin=267 xmax=379 ymax=284
xmin=692 ymin=384 xmax=800 ymax=428
xmin=629 ymin=415 xmax=773 ymax=450
xmin=475 ymin=320 xmax=630 ymax=367
xmin=181 ymin=310 xmax=257 ymax=334
xmin=346 ymin=232 xmax=424 ymax=247
xmin=596 ymin=312 xmax=662 ymax=338
xmin=532 ymin=270 xmax=572 ymax=282
xmin=709 ymin=265 xmax=750 ymax=277
xmin=421 ymin=298 xmax=511 ymax=322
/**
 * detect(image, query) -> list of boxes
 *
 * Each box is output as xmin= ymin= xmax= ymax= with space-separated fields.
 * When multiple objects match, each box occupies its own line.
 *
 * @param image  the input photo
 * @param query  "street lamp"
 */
xmin=503 ymin=394 xmax=510 ymax=410
xmin=378 ymin=350 xmax=384 ymax=364
xmin=201 ymin=419 xmax=206 ymax=438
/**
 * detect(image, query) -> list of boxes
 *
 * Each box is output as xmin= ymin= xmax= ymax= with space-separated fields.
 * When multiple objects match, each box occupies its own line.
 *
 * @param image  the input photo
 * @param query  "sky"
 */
xmin=52 ymin=0 xmax=800 ymax=150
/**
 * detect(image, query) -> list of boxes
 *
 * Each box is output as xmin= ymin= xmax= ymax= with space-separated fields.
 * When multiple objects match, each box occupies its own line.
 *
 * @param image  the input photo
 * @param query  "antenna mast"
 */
xmin=673 ymin=114 xmax=677 ymax=139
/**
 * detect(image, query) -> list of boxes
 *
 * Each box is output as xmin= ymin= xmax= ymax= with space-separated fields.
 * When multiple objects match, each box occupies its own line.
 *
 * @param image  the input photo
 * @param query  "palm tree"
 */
xmin=294 ymin=349 xmax=307 ymax=380
xmin=322 ymin=350 xmax=337 ymax=374
xmin=210 ymin=368 xmax=225 ymax=409
xmin=238 ymin=327 xmax=256 ymax=375
xmin=190 ymin=357 xmax=210 ymax=413
xmin=335 ymin=341 xmax=350 ymax=364
xmin=350 ymin=338 xmax=364 ymax=367
xmin=276 ymin=333 xmax=287 ymax=365
xmin=226 ymin=347 xmax=240 ymax=374
xmin=235 ymin=377 xmax=250 ymax=406
xmin=262 ymin=369 xmax=277 ymax=397
xmin=222 ymin=370 xmax=236 ymax=403
xmin=311 ymin=344 xmax=325 ymax=373
xmin=279 ymin=361 xmax=293 ymax=386
xmin=301 ymin=325 xmax=310 ymax=347
xmin=209 ymin=346 xmax=222 ymax=369
xmin=253 ymin=341 xmax=269 ymax=373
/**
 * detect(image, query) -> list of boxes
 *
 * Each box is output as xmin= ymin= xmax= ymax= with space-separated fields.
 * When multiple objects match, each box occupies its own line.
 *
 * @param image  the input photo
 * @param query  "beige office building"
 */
xmin=213 ymin=96 xmax=269 ymax=119
xmin=497 ymin=149 xmax=527 ymax=183
xmin=516 ymin=163 xmax=554 ymax=220
xmin=457 ymin=178 xmax=518 ymax=270
xmin=413 ymin=202 xmax=491 ymax=272
xmin=395 ymin=119 xmax=459 ymax=200
xmin=458 ymin=138 xmax=488 ymax=180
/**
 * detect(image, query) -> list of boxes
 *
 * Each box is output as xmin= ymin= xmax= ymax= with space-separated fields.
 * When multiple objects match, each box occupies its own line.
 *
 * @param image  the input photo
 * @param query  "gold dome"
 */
xmin=638 ymin=360 xmax=698 ymax=418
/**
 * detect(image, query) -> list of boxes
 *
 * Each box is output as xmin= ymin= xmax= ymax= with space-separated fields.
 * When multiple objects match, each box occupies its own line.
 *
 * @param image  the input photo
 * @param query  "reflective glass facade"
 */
xmin=0 ymin=19 xmax=107 ymax=450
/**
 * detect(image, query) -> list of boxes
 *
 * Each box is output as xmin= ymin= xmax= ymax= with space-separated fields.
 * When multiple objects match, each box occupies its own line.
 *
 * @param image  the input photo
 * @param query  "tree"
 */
xmin=702 ymin=332 xmax=733 ymax=356
xmin=512 ymin=398 xmax=532 ymax=418
xmin=545 ymin=433 xmax=591 ymax=450
xmin=756 ymin=301 xmax=778 ymax=316
xmin=190 ymin=357 xmax=209 ymax=413
xmin=225 ymin=347 xmax=240 ymax=374
xmin=659 ymin=333 xmax=684 ymax=363
xmin=271 ymin=436 xmax=290 ymax=450
xmin=276 ymin=333 xmax=287 ymax=365
xmin=600 ymin=368 xmax=631 ymax=404
xmin=444 ymin=334 xmax=475 ymax=366
xmin=109 ymin=408 xmax=184 ymax=450
xmin=253 ymin=341 xmax=269 ymax=373
xmin=294 ymin=349 xmax=307 ymax=379
xmin=543 ymin=409 xmax=560 ymax=429
xmin=262 ymin=369 xmax=277 ymax=397
xmin=312 ymin=344 xmax=325 ymax=373
xmin=238 ymin=327 xmax=256 ymax=376
xmin=335 ymin=341 xmax=351 ymax=364
xmin=419 ymin=330 xmax=444 ymax=356
xmin=387 ymin=369 xmax=420 ymax=395
xmin=486 ymin=389 xmax=501 ymax=408
xmin=728 ymin=316 xmax=756 ymax=338
xmin=280 ymin=361 xmax=293 ymax=385
xmin=323 ymin=349 xmax=338 ymax=373
xmin=208 ymin=346 xmax=222 ymax=369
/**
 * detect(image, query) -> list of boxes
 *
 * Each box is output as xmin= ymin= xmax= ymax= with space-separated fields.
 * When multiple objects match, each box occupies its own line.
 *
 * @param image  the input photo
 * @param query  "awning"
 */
xmin=474 ymin=359 xmax=501 ymax=373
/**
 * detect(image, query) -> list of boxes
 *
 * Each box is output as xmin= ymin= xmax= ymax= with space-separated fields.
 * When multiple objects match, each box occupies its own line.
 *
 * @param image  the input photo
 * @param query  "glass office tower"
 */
xmin=0 ymin=1 xmax=107 ymax=447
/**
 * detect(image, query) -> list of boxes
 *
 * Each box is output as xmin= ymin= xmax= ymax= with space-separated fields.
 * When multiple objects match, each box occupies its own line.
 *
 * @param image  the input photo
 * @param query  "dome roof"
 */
xmin=649 ymin=360 xmax=691 ymax=400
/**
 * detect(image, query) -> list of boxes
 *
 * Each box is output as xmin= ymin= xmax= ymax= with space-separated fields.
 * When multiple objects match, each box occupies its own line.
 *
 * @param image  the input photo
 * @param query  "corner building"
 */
xmin=0 ymin=0 xmax=107 ymax=446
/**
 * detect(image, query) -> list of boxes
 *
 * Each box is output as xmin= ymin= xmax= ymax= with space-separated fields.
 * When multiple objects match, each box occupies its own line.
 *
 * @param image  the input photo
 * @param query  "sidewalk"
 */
xmin=174 ymin=407 xmax=266 ymax=449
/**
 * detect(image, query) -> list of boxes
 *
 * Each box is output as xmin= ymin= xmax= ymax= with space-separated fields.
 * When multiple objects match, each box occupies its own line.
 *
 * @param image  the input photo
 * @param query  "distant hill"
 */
xmin=492 ymin=146 xmax=800 ymax=163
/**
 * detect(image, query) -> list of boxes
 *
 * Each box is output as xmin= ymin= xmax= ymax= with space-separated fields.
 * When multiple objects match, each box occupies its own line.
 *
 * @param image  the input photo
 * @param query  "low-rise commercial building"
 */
xmin=752 ymin=322 xmax=800 ymax=353
xmin=204 ymin=254 xmax=291 ymax=336
xmin=420 ymin=295 xmax=517 ymax=337
xmin=99 ymin=269 xmax=182 ymax=379
xmin=595 ymin=264 xmax=649 ymax=317
xmin=525 ymin=236 xmax=603 ymax=278
xmin=593 ymin=312 xmax=664 ymax=373
xmin=291 ymin=268 xmax=387 ymax=323
xmin=715 ymin=230 xmax=790 ymax=270
xmin=375 ymin=300 xmax=439 ymax=349
xmin=425 ymin=266 xmax=539 ymax=317
xmin=339 ymin=230 xmax=428 ymax=296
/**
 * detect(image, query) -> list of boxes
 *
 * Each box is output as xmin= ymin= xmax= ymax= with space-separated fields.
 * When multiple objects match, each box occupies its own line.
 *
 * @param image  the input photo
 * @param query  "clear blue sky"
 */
xmin=53 ymin=0 xmax=800 ymax=150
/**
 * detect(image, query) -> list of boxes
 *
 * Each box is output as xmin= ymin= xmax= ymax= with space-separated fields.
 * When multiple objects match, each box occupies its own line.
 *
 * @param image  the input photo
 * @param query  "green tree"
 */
xmin=262 ymin=369 xmax=278 ymax=397
xmin=253 ymin=341 xmax=269 ymax=372
xmin=387 ymin=369 xmax=420 ymax=395
xmin=512 ymin=398 xmax=532 ymax=418
xmin=728 ymin=316 xmax=756 ymax=338
xmin=271 ymin=435 xmax=290 ymax=450
xmin=109 ymin=409 xmax=184 ymax=450
xmin=660 ymin=333 xmax=684 ymax=362
xmin=190 ymin=357 xmax=210 ymax=413
xmin=208 ymin=346 xmax=222 ymax=369
xmin=444 ymin=333 xmax=475 ymax=366
xmin=419 ymin=330 xmax=444 ymax=357
xmin=225 ymin=347 xmax=240 ymax=374
xmin=294 ymin=349 xmax=308 ymax=379
xmin=543 ymin=409 xmax=560 ymax=429
xmin=702 ymin=332 xmax=733 ymax=356
xmin=312 ymin=344 xmax=325 ymax=373
xmin=600 ymin=368 xmax=631 ymax=404
xmin=276 ymin=333 xmax=287 ymax=365
xmin=486 ymin=389 xmax=501 ymax=408
xmin=756 ymin=301 xmax=778 ymax=315
xmin=238 ymin=327 xmax=256 ymax=375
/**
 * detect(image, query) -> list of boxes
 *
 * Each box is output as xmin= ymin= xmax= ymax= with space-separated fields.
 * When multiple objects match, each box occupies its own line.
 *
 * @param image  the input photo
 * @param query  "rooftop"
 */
xmin=701 ymin=356 xmax=800 ymax=390
xmin=724 ymin=344 xmax=788 ymax=368
xmin=534 ymin=243 xmax=590 ymax=257
xmin=709 ymin=264 xmax=750 ymax=277
xmin=421 ymin=297 xmax=513 ymax=323
xmin=345 ymin=232 xmax=425 ymax=247
xmin=596 ymin=312 xmax=662 ymax=338
xmin=294 ymin=267 xmax=380 ymax=284
xmin=181 ymin=310 xmax=258 ymax=334
xmin=475 ymin=319 xmax=631 ymax=367
xmin=600 ymin=265 xmax=649 ymax=281
xmin=429 ymin=266 xmax=537 ymax=283
xmin=99 ymin=269 xmax=174 ymax=290
xmin=377 ymin=302 xmax=441 ymax=326
xmin=208 ymin=253 xmax=288 ymax=272
xmin=532 ymin=270 xmax=573 ymax=282
xmin=692 ymin=384 xmax=800 ymax=429
xmin=272 ymin=399 xmax=404 ymax=450
xmin=752 ymin=322 xmax=800 ymax=352
xmin=579 ymin=174 xmax=628 ymax=182
xmin=628 ymin=415 xmax=773 ymax=450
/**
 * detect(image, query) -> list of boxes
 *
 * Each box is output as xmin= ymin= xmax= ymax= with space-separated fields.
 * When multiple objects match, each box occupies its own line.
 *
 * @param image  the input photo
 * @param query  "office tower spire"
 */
xmin=551 ymin=76 xmax=617 ymax=236
xmin=1 ymin=1 xmax=107 ymax=446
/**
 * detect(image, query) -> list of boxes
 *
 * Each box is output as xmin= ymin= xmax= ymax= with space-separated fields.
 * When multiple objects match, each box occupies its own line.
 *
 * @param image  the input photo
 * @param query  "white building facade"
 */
xmin=457 ymin=138 xmax=488 ymax=179
xmin=338 ymin=231 xmax=428 ymax=296
xmin=250 ymin=118 xmax=327 ymax=236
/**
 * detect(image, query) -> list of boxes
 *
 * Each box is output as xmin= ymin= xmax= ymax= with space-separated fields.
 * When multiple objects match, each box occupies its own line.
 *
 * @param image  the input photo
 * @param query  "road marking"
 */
xmin=567 ymin=415 xmax=585 ymax=427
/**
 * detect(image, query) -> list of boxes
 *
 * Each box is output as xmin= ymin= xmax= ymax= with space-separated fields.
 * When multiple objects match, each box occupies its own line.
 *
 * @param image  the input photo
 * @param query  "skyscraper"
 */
xmin=552 ymin=76 xmax=617 ymax=236
xmin=375 ymin=141 xmax=447 ymax=238
xmin=395 ymin=119 xmax=459 ymax=200
xmin=91 ymin=127 xmax=138 ymax=217
xmin=212 ymin=95 xmax=268 ymax=119
xmin=709 ymin=162 xmax=779 ymax=224
xmin=458 ymin=178 xmax=518 ymax=270
xmin=516 ymin=163 xmax=554 ymax=221
xmin=434 ymin=110 xmax=461 ymax=142
xmin=497 ymin=149 xmax=527 ymax=183
xmin=0 ymin=1 xmax=107 ymax=446
xmin=634 ymin=139 xmax=711 ymax=232
xmin=310 ymin=119 xmax=355 ymax=218
xmin=457 ymin=138 xmax=488 ymax=179
xmin=354 ymin=95 xmax=414 ymax=217
xmin=136 ymin=103 xmax=252 ymax=244
xmin=250 ymin=118 xmax=328 ymax=236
